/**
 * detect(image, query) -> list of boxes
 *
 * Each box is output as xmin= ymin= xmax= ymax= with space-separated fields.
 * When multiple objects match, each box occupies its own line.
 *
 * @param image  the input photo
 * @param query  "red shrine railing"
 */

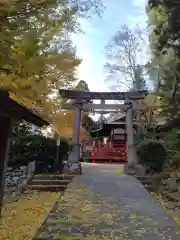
xmin=90 ymin=134 xmax=127 ymax=164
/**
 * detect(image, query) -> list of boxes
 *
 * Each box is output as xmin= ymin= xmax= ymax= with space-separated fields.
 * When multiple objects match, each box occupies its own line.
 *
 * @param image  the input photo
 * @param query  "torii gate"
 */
xmin=59 ymin=89 xmax=148 ymax=173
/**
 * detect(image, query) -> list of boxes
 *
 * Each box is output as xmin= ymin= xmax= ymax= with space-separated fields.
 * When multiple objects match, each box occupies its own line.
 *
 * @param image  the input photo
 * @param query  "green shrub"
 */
xmin=170 ymin=153 xmax=180 ymax=170
xmin=137 ymin=140 xmax=167 ymax=173
xmin=8 ymin=135 xmax=69 ymax=169
xmin=163 ymin=128 xmax=180 ymax=156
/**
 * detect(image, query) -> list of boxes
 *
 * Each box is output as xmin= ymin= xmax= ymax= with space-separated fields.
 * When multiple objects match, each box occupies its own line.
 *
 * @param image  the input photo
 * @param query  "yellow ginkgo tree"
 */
xmin=53 ymin=110 xmax=90 ymax=140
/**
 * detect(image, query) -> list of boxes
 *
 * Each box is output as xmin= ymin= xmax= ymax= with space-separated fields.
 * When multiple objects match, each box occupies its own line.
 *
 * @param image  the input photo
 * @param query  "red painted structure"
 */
xmin=89 ymin=117 xmax=128 ymax=164
xmin=91 ymin=133 xmax=127 ymax=164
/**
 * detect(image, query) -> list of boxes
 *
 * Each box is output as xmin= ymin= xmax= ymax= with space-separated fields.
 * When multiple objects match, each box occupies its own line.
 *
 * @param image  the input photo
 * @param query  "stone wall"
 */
xmin=4 ymin=161 xmax=35 ymax=196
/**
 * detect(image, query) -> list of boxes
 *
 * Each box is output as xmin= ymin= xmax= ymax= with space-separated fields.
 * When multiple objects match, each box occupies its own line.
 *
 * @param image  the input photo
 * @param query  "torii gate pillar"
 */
xmin=67 ymin=104 xmax=81 ymax=173
xmin=125 ymin=100 xmax=138 ymax=166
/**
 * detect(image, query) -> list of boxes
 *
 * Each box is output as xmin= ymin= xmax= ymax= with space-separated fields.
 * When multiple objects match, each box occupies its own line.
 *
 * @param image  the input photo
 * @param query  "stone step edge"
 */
xmin=34 ymin=174 xmax=76 ymax=177
xmin=28 ymin=185 xmax=68 ymax=189
xmin=31 ymin=179 xmax=71 ymax=182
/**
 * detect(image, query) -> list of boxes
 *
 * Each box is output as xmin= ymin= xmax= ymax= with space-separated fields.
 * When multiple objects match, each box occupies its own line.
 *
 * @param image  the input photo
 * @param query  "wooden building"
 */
xmin=0 ymin=90 xmax=48 ymax=216
xmin=88 ymin=112 xmax=136 ymax=164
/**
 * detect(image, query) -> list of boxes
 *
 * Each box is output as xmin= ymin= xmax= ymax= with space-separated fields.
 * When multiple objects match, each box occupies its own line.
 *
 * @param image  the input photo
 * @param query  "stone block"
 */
xmin=124 ymin=164 xmax=146 ymax=176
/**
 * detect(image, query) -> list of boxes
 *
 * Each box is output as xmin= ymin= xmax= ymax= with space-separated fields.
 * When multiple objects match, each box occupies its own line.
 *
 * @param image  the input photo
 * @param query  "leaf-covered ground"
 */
xmin=0 ymin=190 xmax=61 ymax=240
xmin=34 ymin=170 xmax=180 ymax=239
xmin=111 ymin=165 xmax=124 ymax=176
xmin=152 ymin=192 xmax=180 ymax=227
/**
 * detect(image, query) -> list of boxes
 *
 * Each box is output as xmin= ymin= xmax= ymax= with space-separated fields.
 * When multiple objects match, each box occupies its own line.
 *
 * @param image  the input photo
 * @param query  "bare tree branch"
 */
xmin=105 ymin=24 xmax=147 ymax=91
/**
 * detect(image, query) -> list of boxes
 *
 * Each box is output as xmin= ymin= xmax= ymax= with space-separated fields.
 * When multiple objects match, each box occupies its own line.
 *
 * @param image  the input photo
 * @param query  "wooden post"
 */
xmin=0 ymin=117 xmax=11 ymax=217
xmin=125 ymin=100 xmax=138 ymax=166
xmin=55 ymin=137 xmax=60 ymax=172
xmin=101 ymin=99 xmax=105 ymax=105
xmin=68 ymin=105 xmax=81 ymax=173
xmin=99 ymin=99 xmax=105 ymax=128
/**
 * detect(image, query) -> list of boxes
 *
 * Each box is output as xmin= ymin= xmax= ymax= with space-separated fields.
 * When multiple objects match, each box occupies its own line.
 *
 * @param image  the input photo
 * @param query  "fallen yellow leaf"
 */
xmin=0 ymin=190 xmax=61 ymax=240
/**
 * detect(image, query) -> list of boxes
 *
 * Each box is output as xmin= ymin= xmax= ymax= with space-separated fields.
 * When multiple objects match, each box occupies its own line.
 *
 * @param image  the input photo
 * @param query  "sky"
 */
xmin=72 ymin=0 xmax=149 ymax=92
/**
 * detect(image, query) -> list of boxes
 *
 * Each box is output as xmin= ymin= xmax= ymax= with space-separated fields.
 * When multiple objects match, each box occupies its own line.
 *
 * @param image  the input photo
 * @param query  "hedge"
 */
xmin=8 ymin=135 xmax=69 ymax=171
xmin=137 ymin=140 xmax=167 ymax=173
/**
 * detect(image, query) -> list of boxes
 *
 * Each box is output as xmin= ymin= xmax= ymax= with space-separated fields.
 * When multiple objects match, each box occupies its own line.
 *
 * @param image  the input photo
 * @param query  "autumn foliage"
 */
xmin=53 ymin=110 xmax=90 ymax=140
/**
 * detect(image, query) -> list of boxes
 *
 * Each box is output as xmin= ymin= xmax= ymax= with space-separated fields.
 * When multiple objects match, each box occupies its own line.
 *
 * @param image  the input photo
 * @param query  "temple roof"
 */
xmin=106 ymin=112 xmax=125 ymax=124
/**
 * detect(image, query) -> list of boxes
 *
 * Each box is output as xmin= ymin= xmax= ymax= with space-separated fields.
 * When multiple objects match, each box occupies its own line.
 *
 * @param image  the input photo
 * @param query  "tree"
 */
xmin=74 ymin=80 xmax=94 ymax=132
xmin=75 ymin=80 xmax=90 ymax=92
xmin=81 ymin=114 xmax=95 ymax=132
xmin=12 ymin=121 xmax=34 ymax=137
xmin=0 ymin=0 xmax=103 ymax=121
xmin=0 ymin=4 xmax=81 ymax=121
xmin=147 ymin=0 xmax=180 ymax=120
xmin=52 ymin=110 xmax=91 ymax=140
xmin=148 ymin=0 xmax=180 ymax=55
xmin=105 ymin=25 xmax=147 ymax=91
xmin=53 ymin=80 xmax=92 ymax=137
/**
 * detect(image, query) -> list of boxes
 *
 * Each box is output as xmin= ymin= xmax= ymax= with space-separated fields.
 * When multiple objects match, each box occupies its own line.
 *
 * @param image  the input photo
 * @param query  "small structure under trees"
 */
xmin=0 ymin=90 xmax=48 ymax=216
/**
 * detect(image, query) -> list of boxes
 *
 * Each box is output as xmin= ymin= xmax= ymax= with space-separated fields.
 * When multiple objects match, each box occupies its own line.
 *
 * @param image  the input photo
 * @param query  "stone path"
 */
xmin=34 ymin=163 xmax=180 ymax=240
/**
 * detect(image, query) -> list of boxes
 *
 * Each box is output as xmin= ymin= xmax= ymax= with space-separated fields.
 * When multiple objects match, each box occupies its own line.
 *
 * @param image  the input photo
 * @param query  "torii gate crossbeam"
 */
xmin=60 ymin=89 xmax=148 ymax=100
xmin=63 ymin=103 xmax=146 ymax=111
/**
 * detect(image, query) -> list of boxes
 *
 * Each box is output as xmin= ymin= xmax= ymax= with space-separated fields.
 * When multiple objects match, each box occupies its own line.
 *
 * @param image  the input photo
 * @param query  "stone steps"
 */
xmin=136 ymin=175 xmax=156 ymax=192
xmin=33 ymin=174 xmax=74 ymax=181
xmin=27 ymin=184 xmax=67 ymax=192
xmin=27 ymin=174 xmax=74 ymax=192
xmin=30 ymin=179 xmax=71 ymax=186
xmin=163 ymin=191 xmax=180 ymax=203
